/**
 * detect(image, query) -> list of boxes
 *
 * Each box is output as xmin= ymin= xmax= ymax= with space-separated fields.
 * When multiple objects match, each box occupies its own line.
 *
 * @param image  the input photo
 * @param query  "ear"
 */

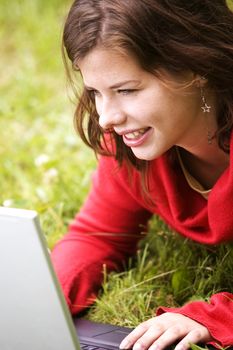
xmin=193 ymin=74 xmax=208 ymax=88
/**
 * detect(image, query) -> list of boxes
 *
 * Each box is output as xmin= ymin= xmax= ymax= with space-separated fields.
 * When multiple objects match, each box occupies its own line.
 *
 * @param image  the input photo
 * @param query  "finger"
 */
xmin=132 ymin=325 xmax=165 ymax=350
xmin=148 ymin=325 xmax=187 ymax=350
xmin=174 ymin=328 xmax=212 ymax=350
xmin=119 ymin=322 xmax=151 ymax=349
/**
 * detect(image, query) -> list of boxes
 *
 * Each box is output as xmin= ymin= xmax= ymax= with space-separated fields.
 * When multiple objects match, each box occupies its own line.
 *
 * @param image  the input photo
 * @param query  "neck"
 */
xmin=179 ymin=139 xmax=229 ymax=189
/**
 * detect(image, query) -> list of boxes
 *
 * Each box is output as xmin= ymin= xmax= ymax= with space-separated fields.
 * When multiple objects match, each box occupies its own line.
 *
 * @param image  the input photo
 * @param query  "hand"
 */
xmin=119 ymin=313 xmax=213 ymax=350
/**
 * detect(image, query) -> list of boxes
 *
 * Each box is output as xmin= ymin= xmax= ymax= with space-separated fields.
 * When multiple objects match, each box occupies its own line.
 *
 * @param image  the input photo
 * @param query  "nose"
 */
xmin=98 ymin=98 xmax=126 ymax=130
xmin=99 ymin=112 xmax=126 ymax=130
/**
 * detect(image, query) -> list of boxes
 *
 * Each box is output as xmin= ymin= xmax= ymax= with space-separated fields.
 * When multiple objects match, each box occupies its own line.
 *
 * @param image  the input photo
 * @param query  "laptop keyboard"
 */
xmin=80 ymin=343 xmax=110 ymax=350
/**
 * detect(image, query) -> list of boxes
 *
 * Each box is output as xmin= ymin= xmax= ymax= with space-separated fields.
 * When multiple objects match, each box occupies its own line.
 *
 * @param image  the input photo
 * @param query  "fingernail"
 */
xmin=175 ymin=345 xmax=185 ymax=350
xmin=149 ymin=345 xmax=159 ymax=350
xmin=119 ymin=339 xmax=131 ymax=349
xmin=133 ymin=343 xmax=143 ymax=350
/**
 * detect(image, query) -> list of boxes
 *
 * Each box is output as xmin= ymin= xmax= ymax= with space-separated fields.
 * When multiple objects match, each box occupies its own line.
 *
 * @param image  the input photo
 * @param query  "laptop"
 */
xmin=0 ymin=207 xmax=132 ymax=350
xmin=0 ymin=207 xmax=228 ymax=350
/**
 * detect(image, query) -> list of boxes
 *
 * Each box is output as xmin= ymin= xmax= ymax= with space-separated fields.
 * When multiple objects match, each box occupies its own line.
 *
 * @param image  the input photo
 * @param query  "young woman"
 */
xmin=51 ymin=1 xmax=233 ymax=349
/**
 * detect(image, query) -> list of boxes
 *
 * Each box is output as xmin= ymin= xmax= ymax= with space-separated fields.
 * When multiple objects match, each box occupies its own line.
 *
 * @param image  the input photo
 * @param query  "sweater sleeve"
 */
xmin=51 ymin=155 xmax=152 ymax=315
xmin=156 ymin=292 xmax=233 ymax=347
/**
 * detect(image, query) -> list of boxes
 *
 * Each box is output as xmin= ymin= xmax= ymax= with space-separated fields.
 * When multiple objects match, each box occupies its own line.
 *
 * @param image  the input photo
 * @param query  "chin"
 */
xmin=132 ymin=151 xmax=159 ymax=161
xmin=132 ymin=143 xmax=172 ymax=161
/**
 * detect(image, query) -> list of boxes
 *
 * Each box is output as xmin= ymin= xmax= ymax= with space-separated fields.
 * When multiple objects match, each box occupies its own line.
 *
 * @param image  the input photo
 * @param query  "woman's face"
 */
xmin=78 ymin=47 xmax=217 ymax=160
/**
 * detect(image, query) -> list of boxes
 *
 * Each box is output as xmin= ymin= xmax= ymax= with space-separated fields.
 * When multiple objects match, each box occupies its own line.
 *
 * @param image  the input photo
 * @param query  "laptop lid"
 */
xmin=0 ymin=206 xmax=80 ymax=350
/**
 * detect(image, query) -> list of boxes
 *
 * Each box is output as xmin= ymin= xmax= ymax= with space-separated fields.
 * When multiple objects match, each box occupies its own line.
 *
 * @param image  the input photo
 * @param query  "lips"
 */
xmin=121 ymin=127 xmax=152 ymax=147
xmin=123 ymin=127 xmax=150 ymax=140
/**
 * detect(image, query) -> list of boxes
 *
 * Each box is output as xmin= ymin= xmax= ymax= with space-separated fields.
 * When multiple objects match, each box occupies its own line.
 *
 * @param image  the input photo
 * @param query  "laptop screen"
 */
xmin=0 ymin=207 xmax=80 ymax=350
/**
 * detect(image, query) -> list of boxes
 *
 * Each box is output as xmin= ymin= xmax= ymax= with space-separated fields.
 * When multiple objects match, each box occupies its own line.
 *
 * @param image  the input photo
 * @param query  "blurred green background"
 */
xmin=0 ymin=0 xmax=96 ymax=248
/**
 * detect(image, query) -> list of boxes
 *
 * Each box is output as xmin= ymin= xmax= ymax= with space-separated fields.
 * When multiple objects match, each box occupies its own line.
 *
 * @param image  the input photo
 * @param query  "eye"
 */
xmin=117 ymin=89 xmax=137 ymax=95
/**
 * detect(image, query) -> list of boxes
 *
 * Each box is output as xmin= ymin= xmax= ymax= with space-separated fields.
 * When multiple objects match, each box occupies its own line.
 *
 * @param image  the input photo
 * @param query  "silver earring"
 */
xmin=200 ymin=86 xmax=211 ymax=113
xmin=200 ymin=85 xmax=212 ymax=144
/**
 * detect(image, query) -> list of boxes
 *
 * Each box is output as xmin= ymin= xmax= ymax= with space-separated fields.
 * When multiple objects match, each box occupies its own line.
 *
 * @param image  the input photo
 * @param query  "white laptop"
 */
xmin=0 ymin=207 xmax=219 ymax=350
xmin=0 ymin=207 xmax=132 ymax=350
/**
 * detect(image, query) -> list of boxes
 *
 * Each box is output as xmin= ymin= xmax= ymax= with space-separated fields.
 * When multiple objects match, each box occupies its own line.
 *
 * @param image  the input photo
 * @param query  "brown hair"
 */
xmin=63 ymin=0 xmax=233 ymax=172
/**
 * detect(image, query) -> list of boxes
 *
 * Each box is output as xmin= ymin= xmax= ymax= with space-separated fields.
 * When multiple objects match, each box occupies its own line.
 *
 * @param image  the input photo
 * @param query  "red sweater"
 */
xmin=51 ymin=135 xmax=233 ymax=347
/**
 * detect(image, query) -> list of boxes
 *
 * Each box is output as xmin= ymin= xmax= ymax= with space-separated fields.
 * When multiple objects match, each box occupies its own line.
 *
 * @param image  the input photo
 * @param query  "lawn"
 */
xmin=0 ymin=0 xmax=97 ymax=248
xmin=1 ymin=0 xmax=233 ymax=342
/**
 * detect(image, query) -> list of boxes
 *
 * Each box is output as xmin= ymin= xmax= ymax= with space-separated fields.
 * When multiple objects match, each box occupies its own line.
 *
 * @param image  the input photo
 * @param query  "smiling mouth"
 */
xmin=124 ymin=127 xmax=151 ymax=140
xmin=122 ymin=127 xmax=152 ymax=148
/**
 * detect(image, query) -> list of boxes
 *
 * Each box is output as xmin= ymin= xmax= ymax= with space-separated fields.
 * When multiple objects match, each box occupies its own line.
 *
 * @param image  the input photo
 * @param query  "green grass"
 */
xmin=0 ymin=0 xmax=97 ymax=247
xmin=1 ymin=1 xmax=233 ymax=348
xmin=88 ymin=219 xmax=233 ymax=327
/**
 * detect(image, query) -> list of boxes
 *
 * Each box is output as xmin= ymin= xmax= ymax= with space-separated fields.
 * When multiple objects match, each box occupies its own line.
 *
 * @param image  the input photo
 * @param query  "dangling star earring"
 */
xmin=200 ymin=84 xmax=212 ymax=144
xmin=201 ymin=86 xmax=211 ymax=113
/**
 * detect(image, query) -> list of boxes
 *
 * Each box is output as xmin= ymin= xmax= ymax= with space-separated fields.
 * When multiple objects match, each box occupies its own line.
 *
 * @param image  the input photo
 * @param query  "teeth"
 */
xmin=125 ymin=128 xmax=147 ymax=139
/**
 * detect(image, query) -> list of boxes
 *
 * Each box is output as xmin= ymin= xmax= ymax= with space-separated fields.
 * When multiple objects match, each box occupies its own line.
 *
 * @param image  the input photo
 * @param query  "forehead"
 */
xmin=77 ymin=47 xmax=195 ymax=90
xmin=77 ymin=47 xmax=147 ymax=86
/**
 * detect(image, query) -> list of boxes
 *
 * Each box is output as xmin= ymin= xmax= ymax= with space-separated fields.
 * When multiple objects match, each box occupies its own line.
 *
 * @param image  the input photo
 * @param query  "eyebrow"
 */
xmin=84 ymin=79 xmax=141 ymax=90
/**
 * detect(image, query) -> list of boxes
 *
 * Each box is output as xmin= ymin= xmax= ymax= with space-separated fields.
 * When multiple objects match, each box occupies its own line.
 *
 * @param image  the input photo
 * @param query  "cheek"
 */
xmin=125 ymin=94 xmax=159 ymax=119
